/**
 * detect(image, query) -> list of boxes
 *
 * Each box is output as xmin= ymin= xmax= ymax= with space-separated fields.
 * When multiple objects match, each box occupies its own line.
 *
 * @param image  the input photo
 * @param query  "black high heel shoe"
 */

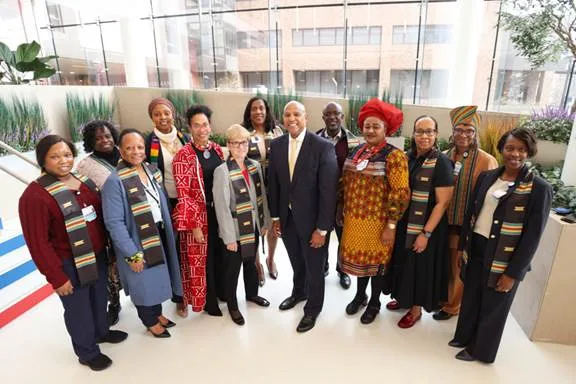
xmin=147 ymin=324 xmax=171 ymax=338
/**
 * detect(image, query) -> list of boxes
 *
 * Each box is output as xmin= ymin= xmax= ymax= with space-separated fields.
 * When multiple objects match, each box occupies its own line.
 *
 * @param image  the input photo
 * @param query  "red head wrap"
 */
xmin=148 ymin=97 xmax=176 ymax=118
xmin=357 ymin=98 xmax=403 ymax=136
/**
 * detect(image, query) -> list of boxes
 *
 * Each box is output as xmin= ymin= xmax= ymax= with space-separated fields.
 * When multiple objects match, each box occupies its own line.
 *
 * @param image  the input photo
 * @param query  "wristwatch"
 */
xmin=421 ymin=230 xmax=432 ymax=238
xmin=387 ymin=222 xmax=396 ymax=230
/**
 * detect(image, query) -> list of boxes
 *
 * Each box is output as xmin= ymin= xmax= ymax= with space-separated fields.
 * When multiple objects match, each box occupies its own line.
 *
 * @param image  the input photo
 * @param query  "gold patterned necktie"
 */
xmin=289 ymin=138 xmax=298 ymax=180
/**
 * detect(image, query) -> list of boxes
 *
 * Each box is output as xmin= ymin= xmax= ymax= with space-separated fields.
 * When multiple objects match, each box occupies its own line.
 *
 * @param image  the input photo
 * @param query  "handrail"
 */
xmin=0 ymin=141 xmax=40 ymax=169
xmin=0 ymin=164 xmax=32 ymax=185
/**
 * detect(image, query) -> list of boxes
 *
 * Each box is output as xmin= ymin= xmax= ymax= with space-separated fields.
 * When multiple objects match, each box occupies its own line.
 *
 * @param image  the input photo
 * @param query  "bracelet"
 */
xmin=126 ymin=252 xmax=144 ymax=264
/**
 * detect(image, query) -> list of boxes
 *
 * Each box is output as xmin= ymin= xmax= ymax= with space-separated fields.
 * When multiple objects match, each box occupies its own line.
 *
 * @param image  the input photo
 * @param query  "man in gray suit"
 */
xmin=268 ymin=101 xmax=339 ymax=333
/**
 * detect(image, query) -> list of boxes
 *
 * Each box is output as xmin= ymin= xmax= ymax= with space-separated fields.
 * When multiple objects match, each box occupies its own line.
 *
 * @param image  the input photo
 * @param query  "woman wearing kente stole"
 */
xmin=338 ymin=98 xmax=410 ymax=325
xmin=102 ymin=129 xmax=183 ymax=338
xmin=19 ymin=135 xmax=127 ymax=371
xmin=434 ymin=105 xmax=499 ymax=321
xmin=213 ymin=125 xmax=271 ymax=325
xmin=450 ymin=128 xmax=552 ymax=363
xmin=385 ymin=116 xmax=454 ymax=328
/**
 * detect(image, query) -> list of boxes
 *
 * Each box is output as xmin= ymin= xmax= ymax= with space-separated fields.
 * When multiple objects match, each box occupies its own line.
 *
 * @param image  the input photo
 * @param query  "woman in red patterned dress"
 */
xmin=172 ymin=105 xmax=226 ymax=316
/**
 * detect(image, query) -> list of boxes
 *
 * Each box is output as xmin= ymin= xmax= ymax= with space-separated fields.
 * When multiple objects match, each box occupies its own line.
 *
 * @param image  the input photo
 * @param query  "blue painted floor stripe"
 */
xmin=0 ymin=234 xmax=26 ymax=257
xmin=0 ymin=259 xmax=37 ymax=289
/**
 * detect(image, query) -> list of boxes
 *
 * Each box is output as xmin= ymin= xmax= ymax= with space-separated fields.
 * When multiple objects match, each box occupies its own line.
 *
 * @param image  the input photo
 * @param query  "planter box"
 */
xmin=533 ymin=140 xmax=568 ymax=167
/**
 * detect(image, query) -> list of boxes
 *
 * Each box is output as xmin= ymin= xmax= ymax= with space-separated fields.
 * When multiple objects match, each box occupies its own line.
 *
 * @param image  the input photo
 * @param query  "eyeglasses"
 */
xmin=414 ymin=129 xmax=436 ymax=137
xmin=453 ymin=128 xmax=476 ymax=137
xmin=228 ymin=141 xmax=249 ymax=147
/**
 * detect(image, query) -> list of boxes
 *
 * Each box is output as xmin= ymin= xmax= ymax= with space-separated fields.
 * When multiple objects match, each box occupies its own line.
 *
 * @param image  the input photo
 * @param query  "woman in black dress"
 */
xmin=386 ymin=116 xmax=454 ymax=328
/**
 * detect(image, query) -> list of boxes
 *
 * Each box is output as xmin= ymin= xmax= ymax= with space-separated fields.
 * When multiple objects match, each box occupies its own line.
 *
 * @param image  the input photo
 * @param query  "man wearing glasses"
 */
xmin=316 ymin=102 xmax=361 ymax=290
xmin=433 ymin=105 xmax=498 ymax=321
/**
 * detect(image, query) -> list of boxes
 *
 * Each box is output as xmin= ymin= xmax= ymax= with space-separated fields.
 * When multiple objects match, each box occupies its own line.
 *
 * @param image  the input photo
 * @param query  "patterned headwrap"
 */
xmin=449 ymin=105 xmax=481 ymax=128
xmin=358 ymin=98 xmax=403 ymax=136
xmin=148 ymin=97 xmax=176 ymax=118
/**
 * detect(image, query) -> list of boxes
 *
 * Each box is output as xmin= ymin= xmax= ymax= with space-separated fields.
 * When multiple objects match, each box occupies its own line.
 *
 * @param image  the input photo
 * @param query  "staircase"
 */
xmin=0 ymin=218 xmax=53 ymax=328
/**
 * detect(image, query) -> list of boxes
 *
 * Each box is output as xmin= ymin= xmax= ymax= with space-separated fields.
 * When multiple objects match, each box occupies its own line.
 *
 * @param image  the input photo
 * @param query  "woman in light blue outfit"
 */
xmin=102 ymin=129 xmax=182 ymax=338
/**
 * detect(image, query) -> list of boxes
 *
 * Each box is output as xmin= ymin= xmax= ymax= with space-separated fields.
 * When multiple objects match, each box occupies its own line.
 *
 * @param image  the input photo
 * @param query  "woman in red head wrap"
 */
xmin=337 ymin=98 xmax=410 ymax=324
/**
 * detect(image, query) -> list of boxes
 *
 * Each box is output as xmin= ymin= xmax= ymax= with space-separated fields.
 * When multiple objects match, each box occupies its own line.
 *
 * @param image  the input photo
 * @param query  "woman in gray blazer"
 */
xmin=213 ymin=124 xmax=271 ymax=325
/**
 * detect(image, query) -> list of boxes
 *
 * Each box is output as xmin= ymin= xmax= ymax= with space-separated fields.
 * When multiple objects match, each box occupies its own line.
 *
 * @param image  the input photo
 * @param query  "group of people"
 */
xmin=19 ymin=95 xmax=552 ymax=371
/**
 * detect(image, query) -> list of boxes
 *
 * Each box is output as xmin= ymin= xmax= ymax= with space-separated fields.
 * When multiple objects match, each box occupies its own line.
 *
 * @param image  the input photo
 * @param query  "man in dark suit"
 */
xmin=268 ymin=100 xmax=339 ymax=333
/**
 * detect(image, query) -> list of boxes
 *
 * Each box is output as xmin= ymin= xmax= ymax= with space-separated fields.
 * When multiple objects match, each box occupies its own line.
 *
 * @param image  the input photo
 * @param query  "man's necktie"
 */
xmin=289 ymin=138 xmax=298 ymax=180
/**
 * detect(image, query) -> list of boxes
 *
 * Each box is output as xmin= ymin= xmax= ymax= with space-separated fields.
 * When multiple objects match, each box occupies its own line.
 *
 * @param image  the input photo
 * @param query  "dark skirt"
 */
xmin=386 ymin=215 xmax=449 ymax=312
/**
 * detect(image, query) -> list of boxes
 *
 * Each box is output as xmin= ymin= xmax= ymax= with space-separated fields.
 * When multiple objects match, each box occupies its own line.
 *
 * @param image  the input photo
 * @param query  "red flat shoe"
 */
xmin=398 ymin=311 xmax=422 ymax=328
xmin=386 ymin=300 xmax=400 ymax=311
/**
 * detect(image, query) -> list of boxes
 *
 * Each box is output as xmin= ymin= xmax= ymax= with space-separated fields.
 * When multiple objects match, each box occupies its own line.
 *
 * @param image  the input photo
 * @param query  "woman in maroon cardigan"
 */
xmin=19 ymin=135 xmax=127 ymax=371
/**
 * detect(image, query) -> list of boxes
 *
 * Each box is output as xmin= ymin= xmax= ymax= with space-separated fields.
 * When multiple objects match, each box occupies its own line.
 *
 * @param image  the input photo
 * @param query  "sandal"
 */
xmin=176 ymin=302 xmax=188 ymax=318
xmin=266 ymin=257 xmax=278 ymax=280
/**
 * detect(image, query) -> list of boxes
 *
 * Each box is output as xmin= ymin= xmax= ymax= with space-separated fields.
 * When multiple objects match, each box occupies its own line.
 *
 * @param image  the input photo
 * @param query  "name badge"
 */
xmin=420 ymin=177 xmax=429 ymax=182
xmin=82 ymin=205 xmax=97 ymax=222
xmin=356 ymin=159 xmax=368 ymax=171
xmin=453 ymin=162 xmax=462 ymax=176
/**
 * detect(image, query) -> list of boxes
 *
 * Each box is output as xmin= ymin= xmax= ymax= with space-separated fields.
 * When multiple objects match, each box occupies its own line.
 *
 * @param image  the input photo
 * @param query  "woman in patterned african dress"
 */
xmin=338 ymin=98 xmax=410 ymax=325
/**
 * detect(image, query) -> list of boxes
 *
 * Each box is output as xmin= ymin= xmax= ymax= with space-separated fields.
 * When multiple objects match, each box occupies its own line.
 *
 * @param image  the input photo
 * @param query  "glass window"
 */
xmin=303 ymin=29 xmax=318 ymax=46
xmin=351 ymin=27 xmax=369 ymax=45
xmin=369 ymin=27 xmax=381 ymax=45
xmin=319 ymin=28 xmax=336 ymax=46
xmin=292 ymin=29 xmax=303 ymax=46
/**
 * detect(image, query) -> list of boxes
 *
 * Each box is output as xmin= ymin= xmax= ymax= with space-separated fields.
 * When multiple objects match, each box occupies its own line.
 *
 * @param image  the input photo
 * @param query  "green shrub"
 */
xmin=66 ymin=93 xmax=115 ymax=142
xmin=520 ymin=106 xmax=573 ymax=144
xmin=0 ymin=96 xmax=48 ymax=153
xmin=532 ymin=163 xmax=576 ymax=211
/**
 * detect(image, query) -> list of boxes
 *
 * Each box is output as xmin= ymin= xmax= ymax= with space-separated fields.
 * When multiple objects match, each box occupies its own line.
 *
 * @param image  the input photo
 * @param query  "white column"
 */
xmin=445 ymin=0 xmax=485 ymax=106
xmin=119 ymin=16 xmax=149 ymax=87
xmin=561 ymin=120 xmax=576 ymax=186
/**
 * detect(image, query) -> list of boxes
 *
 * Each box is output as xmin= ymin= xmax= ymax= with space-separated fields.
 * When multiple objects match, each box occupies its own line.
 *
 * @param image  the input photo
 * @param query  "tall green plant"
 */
xmin=478 ymin=117 xmax=519 ymax=165
xmin=256 ymin=89 xmax=302 ymax=124
xmin=66 ymin=93 xmax=115 ymax=142
xmin=0 ymin=96 xmax=48 ymax=153
xmin=162 ymin=90 xmax=203 ymax=132
xmin=0 ymin=41 xmax=56 ymax=84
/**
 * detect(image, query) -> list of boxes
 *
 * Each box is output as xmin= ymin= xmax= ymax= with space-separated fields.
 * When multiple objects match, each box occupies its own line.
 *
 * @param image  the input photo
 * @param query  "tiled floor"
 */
xmin=2 ymin=236 xmax=576 ymax=384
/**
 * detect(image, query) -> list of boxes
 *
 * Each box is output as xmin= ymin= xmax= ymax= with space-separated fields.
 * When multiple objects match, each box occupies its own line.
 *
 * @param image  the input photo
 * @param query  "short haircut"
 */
xmin=283 ymin=100 xmax=305 ymax=114
xmin=118 ymin=128 xmax=146 ymax=147
xmin=497 ymin=127 xmax=538 ymax=158
xmin=226 ymin=124 xmax=251 ymax=142
xmin=186 ymin=104 xmax=213 ymax=125
xmin=81 ymin=120 xmax=119 ymax=152
xmin=35 ymin=134 xmax=77 ymax=171
xmin=242 ymin=97 xmax=276 ymax=133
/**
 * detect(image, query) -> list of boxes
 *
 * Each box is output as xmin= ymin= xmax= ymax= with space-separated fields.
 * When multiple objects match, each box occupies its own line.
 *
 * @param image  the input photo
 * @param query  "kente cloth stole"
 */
xmin=405 ymin=149 xmax=438 ymax=248
xmin=37 ymin=173 xmax=100 ymax=286
xmin=248 ymin=133 xmax=273 ymax=171
xmin=227 ymin=159 xmax=265 ymax=260
xmin=487 ymin=172 xmax=534 ymax=288
xmin=116 ymin=161 xmax=165 ymax=267
xmin=149 ymin=131 xmax=189 ymax=166
xmin=89 ymin=153 xmax=116 ymax=171
xmin=447 ymin=147 xmax=478 ymax=226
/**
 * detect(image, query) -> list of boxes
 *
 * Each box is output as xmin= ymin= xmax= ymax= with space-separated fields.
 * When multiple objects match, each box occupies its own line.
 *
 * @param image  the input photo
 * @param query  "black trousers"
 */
xmin=324 ymin=223 xmax=343 ymax=274
xmin=59 ymin=253 xmax=108 ymax=362
xmin=169 ymin=198 xmax=183 ymax=304
xmin=452 ymin=233 xmax=520 ymax=363
xmin=136 ymin=304 xmax=163 ymax=327
xmin=282 ymin=211 xmax=327 ymax=317
xmin=205 ymin=204 xmax=225 ymax=312
xmin=224 ymin=232 xmax=259 ymax=310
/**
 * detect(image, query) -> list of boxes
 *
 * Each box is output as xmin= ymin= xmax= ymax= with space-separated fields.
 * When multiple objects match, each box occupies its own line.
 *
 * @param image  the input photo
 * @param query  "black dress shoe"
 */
xmin=296 ymin=315 xmax=316 ymax=333
xmin=338 ymin=272 xmax=351 ymax=290
xmin=279 ymin=295 xmax=306 ymax=311
xmin=229 ymin=309 xmax=245 ymax=326
xmin=433 ymin=310 xmax=454 ymax=321
xmin=96 ymin=330 xmax=128 ymax=344
xmin=455 ymin=349 xmax=476 ymax=362
xmin=107 ymin=304 xmax=120 ymax=327
xmin=148 ymin=327 xmax=171 ymax=338
xmin=448 ymin=339 xmax=467 ymax=348
xmin=204 ymin=307 xmax=223 ymax=317
xmin=246 ymin=296 xmax=270 ymax=307
xmin=360 ymin=306 xmax=380 ymax=324
xmin=79 ymin=353 xmax=112 ymax=371
xmin=160 ymin=319 xmax=176 ymax=328
xmin=345 ymin=294 xmax=368 ymax=315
